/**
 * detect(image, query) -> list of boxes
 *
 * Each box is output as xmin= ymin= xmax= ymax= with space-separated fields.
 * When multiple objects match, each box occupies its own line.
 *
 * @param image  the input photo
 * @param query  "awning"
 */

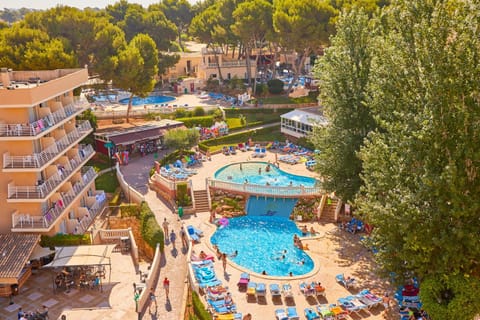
xmin=44 ymin=245 xmax=116 ymax=268
xmin=109 ymin=128 xmax=166 ymax=146
xmin=0 ymin=234 xmax=39 ymax=284
xmin=281 ymin=109 xmax=328 ymax=126
xmin=29 ymin=244 xmax=55 ymax=261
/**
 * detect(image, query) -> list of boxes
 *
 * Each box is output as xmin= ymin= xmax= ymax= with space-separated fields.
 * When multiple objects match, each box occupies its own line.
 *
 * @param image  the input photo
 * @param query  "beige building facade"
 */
xmin=0 ymin=67 xmax=105 ymax=235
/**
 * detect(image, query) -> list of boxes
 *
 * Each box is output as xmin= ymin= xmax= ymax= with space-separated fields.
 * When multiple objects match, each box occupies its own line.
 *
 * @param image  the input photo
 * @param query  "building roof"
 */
xmin=95 ymin=120 xmax=184 ymax=146
xmin=281 ymin=108 xmax=328 ymax=126
xmin=0 ymin=234 xmax=40 ymax=283
xmin=44 ymin=245 xmax=116 ymax=268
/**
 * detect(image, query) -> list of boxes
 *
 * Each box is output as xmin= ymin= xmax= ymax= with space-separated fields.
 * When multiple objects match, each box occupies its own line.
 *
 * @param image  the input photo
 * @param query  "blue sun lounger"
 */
xmin=275 ymin=309 xmax=288 ymax=320
xmin=304 ymin=307 xmax=320 ymax=320
xmin=287 ymin=307 xmax=300 ymax=320
xmin=269 ymin=283 xmax=281 ymax=298
xmin=256 ymin=283 xmax=266 ymax=297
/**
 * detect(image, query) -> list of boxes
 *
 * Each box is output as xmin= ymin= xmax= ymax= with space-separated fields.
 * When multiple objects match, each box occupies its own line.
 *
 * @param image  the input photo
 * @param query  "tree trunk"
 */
xmin=126 ymin=93 xmax=134 ymax=123
xmin=285 ymin=48 xmax=309 ymax=95
xmin=212 ymin=46 xmax=224 ymax=83
xmin=245 ymin=45 xmax=252 ymax=87
xmin=178 ymin=28 xmax=183 ymax=52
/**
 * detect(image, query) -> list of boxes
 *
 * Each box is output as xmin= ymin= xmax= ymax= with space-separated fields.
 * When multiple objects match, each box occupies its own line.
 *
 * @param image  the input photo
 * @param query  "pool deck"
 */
xmin=180 ymin=150 xmax=395 ymax=319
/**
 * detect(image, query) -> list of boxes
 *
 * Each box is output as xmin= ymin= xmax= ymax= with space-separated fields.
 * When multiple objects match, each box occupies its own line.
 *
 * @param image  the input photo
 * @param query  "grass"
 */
xmin=87 ymin=153 xmax=113 ymax=172
xmin=226 ymin=118 xmax=243 ymax=130
xmin=95 ymin=171 xmax=119 ymax=193
xmin=254 ymin=92 xmax=318 ymax=104
xmin=225 ymin=112 xmax=281 ymax=131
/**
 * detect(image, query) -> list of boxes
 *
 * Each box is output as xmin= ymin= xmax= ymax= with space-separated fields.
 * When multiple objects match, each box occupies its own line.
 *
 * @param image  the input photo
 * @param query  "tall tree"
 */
xmin=357 ymin=0 xmax=480 ymax=318
xmin=156 ymin=0 xmax=193 ymax=51
xmin=113 ymin=34 xmax=159 ymax=123
xmin=232 ymin=0 xmax=273 ymax=91
xmin=311 ymin=7 xmax=376 ymax=203
xmin=273 ymin=0 xmax=336 ymax=93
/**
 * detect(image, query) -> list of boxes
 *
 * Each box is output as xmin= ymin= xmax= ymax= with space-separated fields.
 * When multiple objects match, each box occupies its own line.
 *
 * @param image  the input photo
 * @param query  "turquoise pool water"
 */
xmin=210 ymin=215 xmax=314 ymax=276
xmin=214 ymin=162 xmax=317 ymax=187
xmin=118 ymin=95 xmax=175 ymax=106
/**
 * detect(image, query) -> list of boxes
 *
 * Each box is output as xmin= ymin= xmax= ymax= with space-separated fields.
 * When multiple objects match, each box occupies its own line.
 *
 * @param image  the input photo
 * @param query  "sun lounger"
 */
xmin=252 ymin=148 xmax=261 ymax=157
xmin=304 ymin=308 xmax=320 ymax=320
xmin=237 ymin=272 xmax=250 ymax=290
xmin=187 ymin=225 xmax=203 ymax=242
xmin=282 ymin=283 xmax=293 ymax=299
xmin=299 ymin=282 xmax=315 ymax=297
xmin=207 ymin=299 xmax=236 ymax=314
xmin=313 ymin=282 xmax=326 ymax=297
xmin=229 ymin=146 xmax=236 ymax=155
xmin=328 ymin=305 xmax=348 ymax=319
xmin=237 ymin=143 xmax=246 ymax=152
xmin=338 ymin=296 xmax=367 ymax=314
xmin=269 ymin=283 xmax=281 ymax=298
xmin=286 ymin=307 xmax=300 ymax=320
xmin=275 ymin=308 xmax=288 ymax=320
xmin=316 ymin=305 xmax=334 ymax=320
xmin=189 ymin=225 xmax=204 ymax=236
xmin=256 ymin=283 xmax=266 ymax=297
xmin=356 ymin=289 xmax=382 ymax=308
xmin=246 ymin=282 xmax=257 ymax=297
xmin=214 ymin=313 xmax=242 ymax=320
xmin=335 ymin=274 xmax=356 ymax=288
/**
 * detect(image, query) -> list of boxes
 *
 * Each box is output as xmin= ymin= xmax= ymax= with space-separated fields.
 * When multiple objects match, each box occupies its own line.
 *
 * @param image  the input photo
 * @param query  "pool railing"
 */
xmin=207 ymin=178 xmax=322 ymax=198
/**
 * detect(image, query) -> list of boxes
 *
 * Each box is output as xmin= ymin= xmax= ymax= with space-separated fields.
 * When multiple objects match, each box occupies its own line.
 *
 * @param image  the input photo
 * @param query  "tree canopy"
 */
xmin=164 ymin=128 xmax=200 ymax=151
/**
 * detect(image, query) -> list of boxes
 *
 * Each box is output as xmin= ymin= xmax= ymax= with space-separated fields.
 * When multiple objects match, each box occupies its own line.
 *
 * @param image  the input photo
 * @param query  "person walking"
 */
xmin=170 ymin=230 xmax=177 ymax=248
xmin=180 ymin=226 xmax=188 ymax=248
xmin=149 ymin=288 xmax=157 ymax=312
xmin=221 ymin=253 xmax=227 ymax=272
xmin=162 ymin=218 xmax=169 ymax=238
xmin=163 ymin=277 xmax=170 ymax=299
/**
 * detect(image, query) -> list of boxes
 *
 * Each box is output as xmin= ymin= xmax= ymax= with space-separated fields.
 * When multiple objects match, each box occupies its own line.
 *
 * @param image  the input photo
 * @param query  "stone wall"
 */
xmin=210 ymin=190 xmax=246 ymax=218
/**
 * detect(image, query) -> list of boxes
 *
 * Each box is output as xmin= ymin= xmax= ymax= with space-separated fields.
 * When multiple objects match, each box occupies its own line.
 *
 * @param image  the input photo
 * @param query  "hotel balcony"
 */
xmin=3 ymin=121 xmax=93 ymax=171
xmin=6 ymin=147 xmax=95 ymax=202
xmin=202 ymin=60 xmax=254 ymax=69
xmin=0 ymin=98 xmax=90 ymax=140
xmin=11 ymin=188 xmax=105 ymax=233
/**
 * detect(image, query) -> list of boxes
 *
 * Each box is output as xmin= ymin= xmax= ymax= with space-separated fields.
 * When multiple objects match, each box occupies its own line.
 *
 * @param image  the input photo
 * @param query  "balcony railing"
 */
xmin=203 ymin=60 xmax=254 ymax=69
xmin=73 ymin=192 xmax=107 ymax=234
xmin=7 ymin=150 xmax=95 ymax=200
xmin=207 ymin=178 xmax=322 ymax=198
xmin=0 ymin=98 xmax=90 ymax=137
xmin=11 ymin=168 xmax=99 ymax=230
xmin=3 ymin=122 xmax=93 ymax=169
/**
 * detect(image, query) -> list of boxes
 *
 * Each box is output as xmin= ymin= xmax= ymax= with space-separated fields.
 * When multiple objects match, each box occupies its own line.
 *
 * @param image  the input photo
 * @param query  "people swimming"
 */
xmin=229 ymin=250 xmax=238 ymax=258
xmin=258 ymin=167 xmax=262 ymax=175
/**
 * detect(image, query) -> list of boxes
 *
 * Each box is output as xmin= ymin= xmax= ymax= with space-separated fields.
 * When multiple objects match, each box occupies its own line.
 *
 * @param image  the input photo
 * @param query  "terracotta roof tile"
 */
xmin=0 ymin=234 xmax=39 ymax=281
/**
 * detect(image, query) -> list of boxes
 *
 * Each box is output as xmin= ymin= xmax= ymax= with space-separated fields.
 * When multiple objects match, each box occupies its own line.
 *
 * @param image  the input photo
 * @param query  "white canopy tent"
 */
xmin=44 ymin=245 xmax=115 ymax=268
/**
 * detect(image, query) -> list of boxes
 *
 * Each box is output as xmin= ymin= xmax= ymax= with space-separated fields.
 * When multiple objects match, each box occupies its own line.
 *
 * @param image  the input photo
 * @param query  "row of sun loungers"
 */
xmin=275 ymin=307 xmax=300 ymax=320
xmin=278 ymin=154 xmax=301 ymax=164
xmin=252 ymin=148 xmax=266 ymax=158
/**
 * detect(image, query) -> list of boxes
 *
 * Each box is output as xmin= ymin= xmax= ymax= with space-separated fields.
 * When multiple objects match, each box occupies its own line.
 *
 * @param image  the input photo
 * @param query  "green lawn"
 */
xmin=87 ymin=153 xmax=113 ymax=172
xmin=255 ymin=93 xmax=318 ymax=104
xmin=95 ymin=171 xmax=119 ymax=193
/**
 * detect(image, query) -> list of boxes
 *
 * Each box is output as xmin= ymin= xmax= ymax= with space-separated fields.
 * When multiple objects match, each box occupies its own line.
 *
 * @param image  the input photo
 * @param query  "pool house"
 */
xmin=280 ymin=107 xmax=328 ymax=140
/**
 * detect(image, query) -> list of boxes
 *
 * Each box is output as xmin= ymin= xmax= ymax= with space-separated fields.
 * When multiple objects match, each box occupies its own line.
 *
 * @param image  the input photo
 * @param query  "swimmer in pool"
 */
xmin=273 ymin=254 xmax=286 ymax=260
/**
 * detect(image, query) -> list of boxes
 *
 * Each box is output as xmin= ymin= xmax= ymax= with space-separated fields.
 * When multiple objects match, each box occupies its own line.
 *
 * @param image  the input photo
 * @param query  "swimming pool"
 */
xmin=119 ymin=95 xmax=176 ymax=106
xmin=210 ymin=215 xmax=314 ymax=276
xmin=214 ymin=162 xmax=317 ymax=187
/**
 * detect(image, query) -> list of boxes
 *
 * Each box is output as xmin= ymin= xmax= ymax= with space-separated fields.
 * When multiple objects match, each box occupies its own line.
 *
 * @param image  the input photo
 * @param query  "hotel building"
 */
xmin=0 ymin=67 xmax=105 ymax=236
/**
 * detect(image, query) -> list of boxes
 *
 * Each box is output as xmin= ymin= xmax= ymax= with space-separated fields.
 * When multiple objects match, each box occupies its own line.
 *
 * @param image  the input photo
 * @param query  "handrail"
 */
xmin=11 ymin=167 xmax=98 ymax=229
xmin=3 ymin=122 xmax=93 ymax=169
xmin=0 ymin=98 xmax=90 ymax=137
xmin=207 ymin=178 xmax=322 ymax=197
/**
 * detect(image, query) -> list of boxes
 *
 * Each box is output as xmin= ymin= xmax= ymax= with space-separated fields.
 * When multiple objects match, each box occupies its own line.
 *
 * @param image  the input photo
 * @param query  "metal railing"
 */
xmin=207 ymin=178 xmax=322 ymax=198
xmin=11 ymin=167 xmax=98 ymax=230
xmin=8 ymin=157 xmax=95 ymax=200
xmin=73 ymin=193 xmax=107 ymax=234
xmin=0 ymin=98 xmax=90 ymax=137
xmin=203 ymin=60 xmax=254 ymax=69
xmin=3 ymin=122 xmax=93 ymax=169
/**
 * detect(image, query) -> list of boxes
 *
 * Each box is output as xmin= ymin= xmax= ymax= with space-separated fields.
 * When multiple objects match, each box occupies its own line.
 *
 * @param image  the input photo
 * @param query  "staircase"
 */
xmin=193 ymin=189 xmax=210 ymax=213
xmin=320 ymin=197 xmax=338 ymax=223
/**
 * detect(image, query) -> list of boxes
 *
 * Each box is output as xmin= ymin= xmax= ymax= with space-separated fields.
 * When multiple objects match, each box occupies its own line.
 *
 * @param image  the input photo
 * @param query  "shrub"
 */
xmin=176 ymin=182 xmax=192 ymax=207
xmin=109 ymin=189 xmax=122 ymax=206
xmin=267 ymin=79 xmax=284 ymax=94
xmin=119 ymin=204 xmax=140 ymax=217
xmin=139 ymin=202 xmax=164 ymax=252
xmin=174 ymin=108 xmax=190 ymax=118
xmin=192 ymin=291 xmax=212 ymax=320
xmin=160 ymin=149 xmax=195 ymax=166
xmin=176 ymin=116 xmax=214 ymax=128
xmin=40 ymin=234 xmax=91 ymax=249
xmin=198 ymin=143 xmax=208 ymax=152
xmin=192 ymin=107 xmax=206 ymax=117
xmin=255 ymin=83 xmax=268 ymax=96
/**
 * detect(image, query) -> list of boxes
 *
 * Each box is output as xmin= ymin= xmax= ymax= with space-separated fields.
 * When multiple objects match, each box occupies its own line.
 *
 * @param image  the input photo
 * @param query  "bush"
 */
xmin=176 ymin=116 xmax=214 ymax=128
xmin=267 ymin=79 xmax=284 ymax=94
xmin=174 ymin=108 xmax=190 ymax=118
xmin=139 ymin=202 xmax=164 ymax=252
xmin=255 ymin=83 xmax=268 ymax=96
xmin=109 ymin=189 xmax=122 ymax=206
xmin=198 ymin=143 xmax=208 ymax=152
xmin=160 ymin=149 xmax=195 ymax=166
xmin=176 ymin=182 xmax=192 ymax=207
xmin=40 ymin=234 xmax=91 ymax=249
xmin=119 ymin=204 xmax=140 ymax=217
xmin=192 ymin=291 xmax=212 ymax=320
xmin=192 ymin=107 xmax=206 ymax=116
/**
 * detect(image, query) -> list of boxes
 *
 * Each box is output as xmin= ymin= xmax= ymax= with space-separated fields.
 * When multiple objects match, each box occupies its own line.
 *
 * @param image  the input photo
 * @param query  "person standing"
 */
xmin=149 ymin=288 xmax=157 ymax=312
xmin=180 ymin=226 xmax=188 ymax=248
xmin=221 ymin=253 xmax=227 ymax=272
xmin=163 ymin=277 xmax=170 ymax=299
xmin=162 ymin=218 xmax=169 ymax=238
xmin=170 ymin=230 xmax=177 ymax=248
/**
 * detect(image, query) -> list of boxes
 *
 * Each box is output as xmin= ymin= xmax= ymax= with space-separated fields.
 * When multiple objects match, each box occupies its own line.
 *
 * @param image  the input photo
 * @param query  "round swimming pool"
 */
xmin=214 ymin=162 xmax=317 ymax=187
xmin=118 ymin=95 xmax=176 ymax=106
xmin=210 ymin=215 xmax=314 ymax=276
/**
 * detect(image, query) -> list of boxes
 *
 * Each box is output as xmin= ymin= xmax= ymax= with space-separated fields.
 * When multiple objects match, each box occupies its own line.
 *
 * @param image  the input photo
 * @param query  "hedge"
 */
xmin=224 ymin=108 xmax=293 ymax=116
xmin=176 ymin=116 xmax=214 ymax=128
xmin=40 ymin=234 xmax=91 ymax=249
xmin=176 ymin=182 xmax=192 ymax=207
xmin=160 ymin=149 xmax=195 ymax=166
xmin=109 ymin=189 xmax=122 ymax=206
xmin=139 ymin=202 xmax=165 ymax=253
xmin=192 ymin=291 xmax=212 ymax=320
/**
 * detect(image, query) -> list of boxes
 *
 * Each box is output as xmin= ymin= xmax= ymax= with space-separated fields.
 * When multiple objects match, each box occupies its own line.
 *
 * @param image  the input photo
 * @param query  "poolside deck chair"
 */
xmin=229 ymin=146 xmax=236 ymax=155
xmin=214 ymin=313 xmax=242 ymax=320
xmin=275 ymin=308 xmax=288 ymax=320
xmin=336 ymin=274 xmax=356 ymax=289
xmin=286 ymin=307 xmax=300 ymax=320
xmin=356 ymin=289 xmax=382 ymax=309
xmin=207 ymin=299 xmax=236 ymax=314
xmin=269 ymin=283 xmax=281 ymax=298
xmin=237 ymin=272 xmax=250 ymax=290
xmin=316 ymin=305 xmax=334 ymax=320
xmin=237 ymin=143 xmax=246 ymax=152
xmin=282 ymin=283 xmax=294 ymax=299
xmin=252 ymin=148 xmax=261 ymax=157
xmin=328 ymin=305 xmax=348 ymax=319
xmin=259 ymin=148 xmax=267 ymax=157
xmin=313 ymin=282 xmax=326 ymax=297
xmin=299 ymin=282 xmax=315 ymax=297
xmin=338 ymin=296 xmax=367 ymax=314
xmin=304 ymin=307 xmax=320 ymax=320
xmin=255 ymin=282 xmax=266 ymax=297
xmin=246 ymin=282 xmax=257 ymax=298
xmin=187 ymin=225 xmax=200 ymax=242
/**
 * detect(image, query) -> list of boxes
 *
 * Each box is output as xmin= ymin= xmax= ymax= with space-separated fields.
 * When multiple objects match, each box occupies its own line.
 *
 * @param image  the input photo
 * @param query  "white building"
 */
xmin=280 ymin=107 xmax=328 ymax=139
